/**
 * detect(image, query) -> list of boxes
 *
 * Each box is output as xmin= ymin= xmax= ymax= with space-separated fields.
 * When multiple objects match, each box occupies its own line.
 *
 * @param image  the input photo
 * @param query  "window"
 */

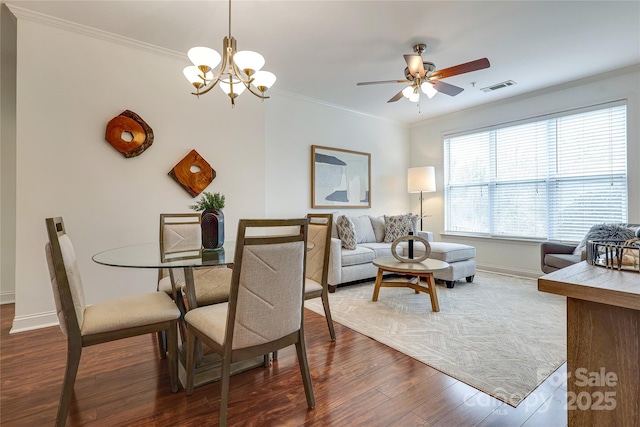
xmin=444 ymin=102 xmax=628 ymax=241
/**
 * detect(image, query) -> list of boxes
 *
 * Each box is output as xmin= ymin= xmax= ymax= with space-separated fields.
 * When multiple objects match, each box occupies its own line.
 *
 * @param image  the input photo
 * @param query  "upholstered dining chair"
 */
xmin=304 ymin=213 xmax=336 ymax=341
xmin=184 ymin=218 xmax=315 ymax=426
xmin=158 ymin=213 xmax=202 ymax=300
xmin=158 ymin=213 xmax=233 ymax=305
xmin=272 ymin=213 xmax=336 ymax=361
xmin=45 ymin=217 xmax=180 ymax=427
xmin=157 ymin=213 xmax=233 ymax=357
xmin=157 ymin=213 xmax=202 ymax=356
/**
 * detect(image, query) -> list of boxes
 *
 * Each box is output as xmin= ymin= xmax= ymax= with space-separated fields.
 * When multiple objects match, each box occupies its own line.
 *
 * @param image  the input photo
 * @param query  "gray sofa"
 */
xmin=540 ymin=223 xmax=639 ymax=273
xmin=328 ymin=214 xmax=476 ymax=290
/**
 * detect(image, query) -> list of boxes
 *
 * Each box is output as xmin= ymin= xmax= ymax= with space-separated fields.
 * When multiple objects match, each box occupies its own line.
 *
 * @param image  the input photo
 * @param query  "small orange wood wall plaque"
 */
xmin=168 ymin=149 xmax=215 ymax=197
xmin=105 ymin=110 xmax=154 ymax=158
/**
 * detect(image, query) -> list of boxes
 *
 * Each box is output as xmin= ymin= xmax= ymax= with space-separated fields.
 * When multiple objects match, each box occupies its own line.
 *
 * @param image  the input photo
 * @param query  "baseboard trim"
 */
xmin=476 ymin=264 xmax=542 ymax=279
xmin=0 ymin=291 xmax=15 ymax=305
xmin=10 ymin=311 xmax=59 ymax=334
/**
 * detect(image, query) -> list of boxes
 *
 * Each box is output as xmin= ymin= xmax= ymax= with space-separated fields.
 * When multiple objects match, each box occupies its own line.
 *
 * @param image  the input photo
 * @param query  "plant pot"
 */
xmin=201 ymin=208 xmax=224 ymax=250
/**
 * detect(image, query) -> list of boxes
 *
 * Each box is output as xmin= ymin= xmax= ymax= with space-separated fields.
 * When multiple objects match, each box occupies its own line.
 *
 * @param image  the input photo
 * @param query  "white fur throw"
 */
xmin=574 ymin=223 xmax=638 ymax=255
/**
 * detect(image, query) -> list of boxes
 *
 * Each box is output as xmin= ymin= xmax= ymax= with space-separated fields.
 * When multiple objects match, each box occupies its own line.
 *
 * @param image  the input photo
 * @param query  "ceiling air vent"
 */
xmin=481 ymin=80 xmax=516 ymax=93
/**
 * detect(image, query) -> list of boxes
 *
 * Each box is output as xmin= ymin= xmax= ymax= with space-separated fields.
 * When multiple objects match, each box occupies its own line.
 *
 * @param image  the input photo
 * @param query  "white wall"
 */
xmin=410 ymin=66 xmax=640 ymax=277
xmin=11 ymin=16 xmax=266 ymax=331
xmin=265 ymin=94 xmax=410 ymax=218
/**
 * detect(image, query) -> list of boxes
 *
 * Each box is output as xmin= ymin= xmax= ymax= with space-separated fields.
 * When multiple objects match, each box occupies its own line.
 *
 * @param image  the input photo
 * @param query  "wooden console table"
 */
xmin=538 ymin=261 xmax=639 ymax=426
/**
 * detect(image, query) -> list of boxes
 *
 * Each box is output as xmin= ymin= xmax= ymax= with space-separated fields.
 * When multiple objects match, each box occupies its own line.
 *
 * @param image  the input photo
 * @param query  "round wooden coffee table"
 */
xmin=372 ymin=256 xmax=449 ymax=312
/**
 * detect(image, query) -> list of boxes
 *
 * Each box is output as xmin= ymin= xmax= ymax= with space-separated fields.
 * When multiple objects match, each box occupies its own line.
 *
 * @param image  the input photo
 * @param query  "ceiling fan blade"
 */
xmin=404 ymin=54 xmax=425 ymax=77
xmin=387 ymin=90 xmax=404 ymax=103
xmin=357 ymin=79 xmax=410 ymax=86
xmin=432 ymin=80 xmax=464 ymax=96
xmin=430 ymin=58 xmax=490 ymax=80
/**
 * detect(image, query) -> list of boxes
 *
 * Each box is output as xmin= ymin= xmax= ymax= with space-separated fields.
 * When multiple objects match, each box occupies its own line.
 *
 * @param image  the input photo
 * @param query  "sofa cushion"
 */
xmin=429 ymin=242 xmax=476 ymax=263
xmin=369 ymin=215 xmax=386 ymax=243
xmin=336 ymin=215 xmax=357 ymax=250
xmin=383 ymin=214 xmax=414 ymax=242
xmin=351 ymin=215 xmax=376 ymax=243
xmin=360 ymin=242 xmax=402 ymax=258
xmin=398 ymin=240 xmax=430 ymax=258
xmin=574 ymin=223 xmax=638 ymax=255
xmin=341 ymin=245 xmax=375 ymax=267
xmin=545 ymin=253 xmax=582 ymax=270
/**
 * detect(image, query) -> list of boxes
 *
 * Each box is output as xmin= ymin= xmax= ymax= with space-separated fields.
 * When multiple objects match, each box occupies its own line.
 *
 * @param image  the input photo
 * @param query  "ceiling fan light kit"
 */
xmin=182 ymin=0 xmax=276 ymax=107
xmin=357 ymin=43 xmax=490 ymax=105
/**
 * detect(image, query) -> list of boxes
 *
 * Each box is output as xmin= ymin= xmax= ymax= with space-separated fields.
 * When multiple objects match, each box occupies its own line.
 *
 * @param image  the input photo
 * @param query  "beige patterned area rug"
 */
xmin=305 ymin=271 xmax=566 ymax=407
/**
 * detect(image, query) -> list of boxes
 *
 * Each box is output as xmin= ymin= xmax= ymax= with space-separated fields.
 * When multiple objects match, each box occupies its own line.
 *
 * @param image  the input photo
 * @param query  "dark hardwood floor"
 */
xmin=0 ymin=303 xmax=567 ymax=426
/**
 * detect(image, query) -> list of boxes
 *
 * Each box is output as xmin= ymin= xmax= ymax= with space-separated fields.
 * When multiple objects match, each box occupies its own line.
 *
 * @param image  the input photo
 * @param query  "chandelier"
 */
xmin=182 ymin=0 xmax=276 ymax=107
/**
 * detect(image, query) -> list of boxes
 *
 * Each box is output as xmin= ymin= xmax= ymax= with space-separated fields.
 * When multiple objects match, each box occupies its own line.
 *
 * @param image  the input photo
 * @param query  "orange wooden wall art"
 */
xmin=168 ymin=149 xmax=215 ymax=197
xmin=105 ymin=110 xmax=154 ymax=158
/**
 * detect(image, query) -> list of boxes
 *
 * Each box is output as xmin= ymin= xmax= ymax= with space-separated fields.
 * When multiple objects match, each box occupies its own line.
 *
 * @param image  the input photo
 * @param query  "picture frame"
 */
xmin=311 ymin=145 xmax=371 ymax=208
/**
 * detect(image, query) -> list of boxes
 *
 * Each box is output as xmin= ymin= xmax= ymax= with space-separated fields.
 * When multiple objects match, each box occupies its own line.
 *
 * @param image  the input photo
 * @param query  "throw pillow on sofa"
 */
xmin=383 ymin=213 xmax=415 ymax=243
xmin=336 ymin=215 xmax=357 ymax=250
xmin=350 ymin=215 xmax=376 ymax=243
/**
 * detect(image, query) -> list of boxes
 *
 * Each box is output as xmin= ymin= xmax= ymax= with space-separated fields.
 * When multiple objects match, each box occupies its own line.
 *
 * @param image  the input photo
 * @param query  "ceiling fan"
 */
xmin=357 ymin=43 xmax=490 ymax=103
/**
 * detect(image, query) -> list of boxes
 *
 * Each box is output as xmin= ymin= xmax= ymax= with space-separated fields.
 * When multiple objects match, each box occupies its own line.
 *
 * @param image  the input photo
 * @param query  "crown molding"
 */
xmin=5 ymin=3 xmax=185 ymax=61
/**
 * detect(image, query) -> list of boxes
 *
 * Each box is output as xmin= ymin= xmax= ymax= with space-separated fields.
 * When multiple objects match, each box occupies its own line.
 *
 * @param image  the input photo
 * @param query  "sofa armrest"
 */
xmin=540 ymin=241 xmax=579 ymax=271
xmin=327 ymin=238 xmax=342 ymax=287
xmin=416 ymin=231 xmax=434 ymax=242
xmin=541 ymin=241 xmax=577 ymax=255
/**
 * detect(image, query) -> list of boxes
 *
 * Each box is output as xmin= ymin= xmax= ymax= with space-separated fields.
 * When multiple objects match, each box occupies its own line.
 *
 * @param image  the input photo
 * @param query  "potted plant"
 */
xmin=189 ymin=191 xmax=226 ymax=250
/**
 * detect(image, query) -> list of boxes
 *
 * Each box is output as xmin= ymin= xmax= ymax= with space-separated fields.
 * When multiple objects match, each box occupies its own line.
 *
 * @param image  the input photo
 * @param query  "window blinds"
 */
xmin=444 ymin=103 xmax=627 ymax=241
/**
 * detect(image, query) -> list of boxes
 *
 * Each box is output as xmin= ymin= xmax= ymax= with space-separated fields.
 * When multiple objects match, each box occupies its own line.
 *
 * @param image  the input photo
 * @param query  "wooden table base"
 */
xmin=372 ymin=268 xmax=440 ymax=312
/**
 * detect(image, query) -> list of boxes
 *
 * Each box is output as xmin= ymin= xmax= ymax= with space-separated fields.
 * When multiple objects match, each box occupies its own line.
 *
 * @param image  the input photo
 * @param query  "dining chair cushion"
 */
xmin=81 ymin=292 xmax=180 ymax=336
xmin=158 ymin=274 xmax=176 ymax=294
xmin=184 ymin=302 xmax=229 ymax=345
xmin=45 ymin=236 xmax=86 ymax=333
xmin=193 ymin=267 xmax=233 ymax=305
xmin=159 ymin=267 xmax=232 ymax=305
xmin=304 ymin=277 xmax=323 ymax=295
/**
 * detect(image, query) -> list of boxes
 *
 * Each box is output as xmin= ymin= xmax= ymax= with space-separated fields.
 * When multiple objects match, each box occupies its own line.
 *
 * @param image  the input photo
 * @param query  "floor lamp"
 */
xmin=408 ymin=166 xmax=436 ymax=231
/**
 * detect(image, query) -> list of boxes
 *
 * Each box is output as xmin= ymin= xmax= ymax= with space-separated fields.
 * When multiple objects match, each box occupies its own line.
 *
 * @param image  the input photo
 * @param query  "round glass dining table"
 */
xmin=92 ymin=242 xmax=234 ymax=269
xmin=93 ymin=243 xmax=234 ymax=310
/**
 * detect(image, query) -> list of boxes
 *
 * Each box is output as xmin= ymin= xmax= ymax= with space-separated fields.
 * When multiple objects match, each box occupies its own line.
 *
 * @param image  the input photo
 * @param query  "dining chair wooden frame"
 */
xmin=45 ymin=217 xmax=180 ymax=427
xmin=184 ymin=218 xmax=315 ymax=426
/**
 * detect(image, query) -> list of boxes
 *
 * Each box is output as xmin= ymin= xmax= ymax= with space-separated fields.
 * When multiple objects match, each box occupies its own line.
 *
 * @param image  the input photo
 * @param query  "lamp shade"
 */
xmin=234 ymin=50 xmax=265 ymax=76
xmin=408 ymin=166 xmax=436 ymax=193
xmin=188 ymin=47 xmax=221 ymax=71
xmin=421 ymin=82 xmax=438 ymax=99
xmin=183 ymin=66 xmax=213 ymax=87
xmin=219 ymin=77 xmax=247 ymax=98
xmin=252 ymin=71 xmax=277 ymax=92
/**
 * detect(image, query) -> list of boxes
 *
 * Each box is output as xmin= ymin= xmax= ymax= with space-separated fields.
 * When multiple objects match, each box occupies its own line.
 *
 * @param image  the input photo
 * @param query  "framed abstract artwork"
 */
xmin=311 ymin=145 xmax=371 ymax=208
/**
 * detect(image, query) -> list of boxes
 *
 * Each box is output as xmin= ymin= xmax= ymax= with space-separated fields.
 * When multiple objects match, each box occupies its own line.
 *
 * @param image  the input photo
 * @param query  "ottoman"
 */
xmin=429 ymin=242 xmax=476 ymax=288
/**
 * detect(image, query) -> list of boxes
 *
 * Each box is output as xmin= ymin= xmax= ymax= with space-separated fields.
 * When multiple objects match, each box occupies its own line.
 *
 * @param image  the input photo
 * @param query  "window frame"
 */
xmin=443 ymin=100 xmax=628 ymax=242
